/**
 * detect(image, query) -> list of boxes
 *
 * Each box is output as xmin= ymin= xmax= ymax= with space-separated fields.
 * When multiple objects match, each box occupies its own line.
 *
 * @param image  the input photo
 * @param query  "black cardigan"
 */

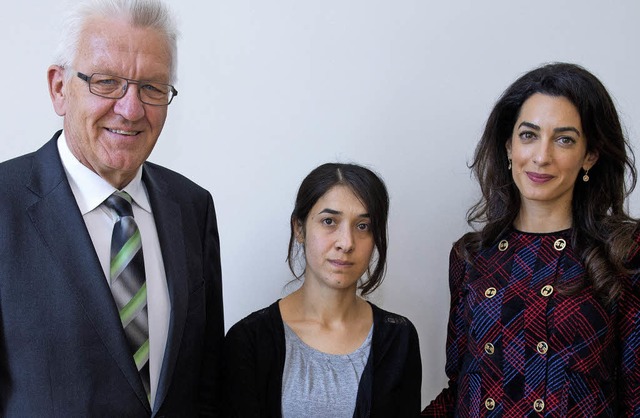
xmin=224 ymin=300 xmax=422 ymax=417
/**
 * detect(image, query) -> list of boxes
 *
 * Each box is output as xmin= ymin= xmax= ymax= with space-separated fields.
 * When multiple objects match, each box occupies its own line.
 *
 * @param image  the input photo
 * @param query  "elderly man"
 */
xmin=0 ymin=0 xmax=223 ymax=415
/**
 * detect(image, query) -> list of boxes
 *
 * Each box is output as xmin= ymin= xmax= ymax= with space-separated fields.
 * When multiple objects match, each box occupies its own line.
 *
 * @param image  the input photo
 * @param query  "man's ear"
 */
xmin=48 ymin=65 xmax=68 ymax=116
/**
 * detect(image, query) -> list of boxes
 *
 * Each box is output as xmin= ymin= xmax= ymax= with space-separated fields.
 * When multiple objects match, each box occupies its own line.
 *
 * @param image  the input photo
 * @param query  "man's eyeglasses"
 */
xmin=76 ymin=72 xmax=178 ymax=106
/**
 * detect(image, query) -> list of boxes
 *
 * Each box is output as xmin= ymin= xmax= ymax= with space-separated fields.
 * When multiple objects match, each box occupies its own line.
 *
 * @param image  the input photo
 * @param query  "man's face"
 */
xmin=49 ymin=17 xmax=172 ymax=188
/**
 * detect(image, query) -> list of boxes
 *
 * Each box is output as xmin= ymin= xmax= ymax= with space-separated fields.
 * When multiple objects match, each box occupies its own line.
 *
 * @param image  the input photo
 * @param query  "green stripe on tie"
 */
xmin=120 ymin=283 xmax=147 ymax=326
xmin=134 ymin=339 xmax=150 ymax=370
xmin=110 ymin=229 xmax=142 ymax=279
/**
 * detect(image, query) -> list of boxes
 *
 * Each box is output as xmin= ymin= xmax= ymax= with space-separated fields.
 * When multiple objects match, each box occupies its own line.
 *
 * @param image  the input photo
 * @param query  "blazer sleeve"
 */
xmin=422 ymin=246 xmax=467 ymax=417
xmin=198 ymin=193 xmax=225 ymax=416
xmin=618 ymin=233 xmax=640 ymax=417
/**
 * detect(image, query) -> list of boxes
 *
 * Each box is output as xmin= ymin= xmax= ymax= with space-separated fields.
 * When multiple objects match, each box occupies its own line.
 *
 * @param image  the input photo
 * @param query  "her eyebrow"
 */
xmin=318 ymin=208 xmax=370 ymax=218
xmin=517 ymin=121 xmax=581 ymax=136
xmin=319 ymin=208 xmax=340 ymax=215
xmin=517 ymin=121 xmax=540 ymax=131
xmin=553 ymin=126 xmax=581 ymax=136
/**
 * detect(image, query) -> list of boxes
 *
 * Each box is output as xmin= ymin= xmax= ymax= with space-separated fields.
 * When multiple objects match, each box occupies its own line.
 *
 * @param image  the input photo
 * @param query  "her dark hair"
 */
xmin=286 ymin=163 xmax=389 ymax=296
xmin=461 ymin=62 xmax=638 ymax=304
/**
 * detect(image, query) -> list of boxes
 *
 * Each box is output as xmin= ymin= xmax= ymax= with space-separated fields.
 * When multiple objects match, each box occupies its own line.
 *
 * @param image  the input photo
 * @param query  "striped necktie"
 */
xmin=104 ymin=191 xmax=150 ymax=398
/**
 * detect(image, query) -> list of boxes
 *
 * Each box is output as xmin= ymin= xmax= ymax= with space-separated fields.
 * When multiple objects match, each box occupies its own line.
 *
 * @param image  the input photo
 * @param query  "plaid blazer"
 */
xmin=423 ymin=229 xmax=640 ymax=417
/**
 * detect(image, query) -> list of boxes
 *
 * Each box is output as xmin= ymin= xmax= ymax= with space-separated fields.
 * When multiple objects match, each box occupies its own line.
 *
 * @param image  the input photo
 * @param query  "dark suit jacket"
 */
xmin=0 ymin=131 xmax=224 ymax=416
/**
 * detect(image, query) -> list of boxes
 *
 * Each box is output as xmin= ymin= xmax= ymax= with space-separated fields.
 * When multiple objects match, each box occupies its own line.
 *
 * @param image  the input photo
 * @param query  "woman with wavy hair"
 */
xmin=423 ymin=63 xmax=640 ymax=417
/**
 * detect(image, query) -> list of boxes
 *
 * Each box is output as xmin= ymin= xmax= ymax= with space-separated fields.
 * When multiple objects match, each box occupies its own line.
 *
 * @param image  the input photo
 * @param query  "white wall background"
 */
xmin=2 ymin=0 xmax=639 ymax=406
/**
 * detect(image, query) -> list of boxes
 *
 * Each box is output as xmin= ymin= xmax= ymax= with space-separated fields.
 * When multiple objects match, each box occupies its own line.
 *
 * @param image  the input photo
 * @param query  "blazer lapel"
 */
xmin=26 ymin=135 xmax=151 ymax=412
xmin=142 ymin=166 xmax=189 ymax=412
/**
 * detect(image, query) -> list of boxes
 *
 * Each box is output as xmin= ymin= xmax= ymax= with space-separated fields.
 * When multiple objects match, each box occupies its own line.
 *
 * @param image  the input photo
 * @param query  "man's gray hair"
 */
xmin=53 ymin=0 xmax=179 ymax=83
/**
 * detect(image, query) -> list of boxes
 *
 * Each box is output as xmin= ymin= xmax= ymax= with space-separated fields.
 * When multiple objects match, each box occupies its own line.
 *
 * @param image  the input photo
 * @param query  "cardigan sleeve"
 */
xmin=400 ymin=320 xmax=423 ymax=417
xmin=618 ymin=232 xmax=640 ymax=417
xmin=223 ymin=302 xmax=285 ymax=417
xmin=223 ymin=319 xmax=264 ymax=417
xmin=422 ymin=246 xmax=467 ymax=417
xmin=367 ymin=306 xmax=422 ymax=418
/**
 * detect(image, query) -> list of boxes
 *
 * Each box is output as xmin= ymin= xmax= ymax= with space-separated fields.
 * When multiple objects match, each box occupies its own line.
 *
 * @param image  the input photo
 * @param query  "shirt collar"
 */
xmin=57 ymin=131 xmax=152 ymax=215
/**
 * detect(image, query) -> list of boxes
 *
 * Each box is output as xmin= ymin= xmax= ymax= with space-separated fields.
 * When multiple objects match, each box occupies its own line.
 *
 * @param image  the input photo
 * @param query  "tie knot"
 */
xmin=105 ymin=191 xmax=134 ymax=218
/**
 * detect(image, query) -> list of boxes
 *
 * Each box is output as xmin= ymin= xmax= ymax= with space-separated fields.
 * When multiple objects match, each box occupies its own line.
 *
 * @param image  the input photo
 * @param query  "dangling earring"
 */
xmin=508 ymin=159 xmax=512 ymax=170
xmin=582 ymin=168 xmax=590 ymax=182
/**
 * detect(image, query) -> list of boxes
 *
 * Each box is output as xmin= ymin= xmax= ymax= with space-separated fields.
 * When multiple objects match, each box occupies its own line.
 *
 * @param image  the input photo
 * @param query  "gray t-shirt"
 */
xmin=281 ymin=322 xmax=373 ymax=418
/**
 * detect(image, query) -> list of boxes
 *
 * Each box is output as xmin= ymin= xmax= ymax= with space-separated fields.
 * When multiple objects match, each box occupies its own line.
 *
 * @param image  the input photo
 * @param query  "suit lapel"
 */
xmin=26 ymin=135 xmax=151 ymax=412
xmin=142 ymin=165 xmax=189 ymax=412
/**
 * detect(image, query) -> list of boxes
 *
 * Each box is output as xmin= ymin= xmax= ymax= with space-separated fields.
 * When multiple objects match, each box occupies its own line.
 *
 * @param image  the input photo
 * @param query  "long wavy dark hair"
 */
xmin=460 ymin=62 xmax=638 ymax=304
xmin=286 ymin=163 xmax=389 ymax=296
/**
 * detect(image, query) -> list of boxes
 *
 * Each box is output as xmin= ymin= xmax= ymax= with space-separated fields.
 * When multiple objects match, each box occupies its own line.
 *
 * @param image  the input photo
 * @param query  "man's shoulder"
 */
xmin=0 ymin=150 xmax=37 ymax=176
xmin=0 ymin=133 xmax=64 ymax=192
xmin=143 ymin=160 xmax=201 ymax=187
xmin=0 ymin=151 xmax=40 ymax=199
xmin=143 ymin=160 xmax=211 ymax=199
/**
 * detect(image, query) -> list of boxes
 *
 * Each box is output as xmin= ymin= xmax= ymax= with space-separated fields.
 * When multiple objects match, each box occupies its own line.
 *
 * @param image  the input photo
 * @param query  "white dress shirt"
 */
xmin=57 ymin=133 xmax=170 ymax=409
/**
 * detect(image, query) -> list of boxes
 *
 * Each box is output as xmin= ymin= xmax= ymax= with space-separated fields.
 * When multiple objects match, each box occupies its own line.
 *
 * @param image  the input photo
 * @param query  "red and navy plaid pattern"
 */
xmin=423 ymin=229 xmax=640 ymax=417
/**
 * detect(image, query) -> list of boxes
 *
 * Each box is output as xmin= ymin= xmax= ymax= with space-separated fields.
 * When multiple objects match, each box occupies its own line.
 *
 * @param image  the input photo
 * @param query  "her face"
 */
xmin=506 ymin=93 xmax=598 ymax=212
xmin=295 ymin=185 xmax=375 ymax=293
